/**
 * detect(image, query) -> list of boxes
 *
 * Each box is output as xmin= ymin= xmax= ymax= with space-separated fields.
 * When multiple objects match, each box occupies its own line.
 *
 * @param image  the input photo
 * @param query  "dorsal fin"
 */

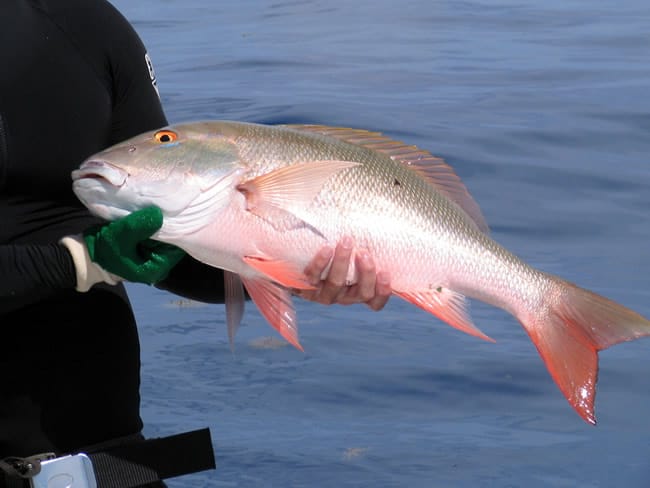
xmin=283 ymin=124 xmax=489 ymax=233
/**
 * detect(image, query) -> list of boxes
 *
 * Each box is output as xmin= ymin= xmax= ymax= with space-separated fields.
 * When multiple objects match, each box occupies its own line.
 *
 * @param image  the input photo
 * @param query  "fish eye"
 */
xmin=154 ymin=130 xmax=178 ymax=143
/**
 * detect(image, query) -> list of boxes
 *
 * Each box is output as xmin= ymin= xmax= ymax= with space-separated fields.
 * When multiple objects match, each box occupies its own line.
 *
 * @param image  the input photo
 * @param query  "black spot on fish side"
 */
xmin=393 ymin=178 xmax=401 ymax=187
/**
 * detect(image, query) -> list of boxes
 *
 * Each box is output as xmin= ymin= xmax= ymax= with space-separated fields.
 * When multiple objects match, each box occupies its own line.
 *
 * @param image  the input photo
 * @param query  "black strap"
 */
xmin=87 ymin=429 xmax=215 ymax=488
xmin=1 ymin=429 xmax=215 ymax=488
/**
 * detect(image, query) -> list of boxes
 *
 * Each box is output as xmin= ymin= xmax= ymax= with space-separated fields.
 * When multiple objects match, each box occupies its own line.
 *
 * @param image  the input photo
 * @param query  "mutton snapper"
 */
xmin=72 ymin=120 xmax=650 ymax=424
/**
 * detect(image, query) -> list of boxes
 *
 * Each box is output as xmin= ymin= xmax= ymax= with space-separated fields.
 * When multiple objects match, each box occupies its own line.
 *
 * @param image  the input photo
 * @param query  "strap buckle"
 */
xmin=0 ymin=453 xmax=56 ymax=479
xmin=31 ymin=454 xmax=96 ymax=488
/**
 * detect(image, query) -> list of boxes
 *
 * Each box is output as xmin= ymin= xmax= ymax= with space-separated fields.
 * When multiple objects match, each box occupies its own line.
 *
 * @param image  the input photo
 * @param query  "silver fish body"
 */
xmin=72 ymin=120 xmax=650 ymax=424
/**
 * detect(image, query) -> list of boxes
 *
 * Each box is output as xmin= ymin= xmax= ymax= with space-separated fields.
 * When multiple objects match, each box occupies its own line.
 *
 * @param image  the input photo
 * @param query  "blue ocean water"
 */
xmin=110 ymin=0 xmax=650 ymax=486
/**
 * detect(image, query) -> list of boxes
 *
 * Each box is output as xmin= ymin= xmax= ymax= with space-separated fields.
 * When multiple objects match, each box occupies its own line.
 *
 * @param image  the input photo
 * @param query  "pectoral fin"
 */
xmin=237 ymin=160 xmax=359 ymax=218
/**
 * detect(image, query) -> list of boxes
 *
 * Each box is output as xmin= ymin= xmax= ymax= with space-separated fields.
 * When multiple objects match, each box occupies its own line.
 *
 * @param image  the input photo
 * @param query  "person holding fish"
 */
xmin=0 ymin=0 xmax=390 ymax=486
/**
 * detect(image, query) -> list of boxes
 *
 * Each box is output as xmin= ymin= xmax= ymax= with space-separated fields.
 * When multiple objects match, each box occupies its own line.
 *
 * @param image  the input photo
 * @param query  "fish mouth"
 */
xmin=72 ymin=160 xmax=129 ymax=187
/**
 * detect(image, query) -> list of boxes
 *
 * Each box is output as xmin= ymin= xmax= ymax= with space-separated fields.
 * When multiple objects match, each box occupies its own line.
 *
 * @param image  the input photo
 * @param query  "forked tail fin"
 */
xmin=520 ymin=278 xmax=650 ymax=424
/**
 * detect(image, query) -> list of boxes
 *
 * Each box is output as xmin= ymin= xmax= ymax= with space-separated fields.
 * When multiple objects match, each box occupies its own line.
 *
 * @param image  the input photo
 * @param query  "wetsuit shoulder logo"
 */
xmin=144 ymin=52 xmax=160 ymax=99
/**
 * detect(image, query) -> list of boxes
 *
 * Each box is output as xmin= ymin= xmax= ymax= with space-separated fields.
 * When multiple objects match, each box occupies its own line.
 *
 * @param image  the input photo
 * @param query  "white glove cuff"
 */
xmin=60 ymin=234 xmax=122 ymax=292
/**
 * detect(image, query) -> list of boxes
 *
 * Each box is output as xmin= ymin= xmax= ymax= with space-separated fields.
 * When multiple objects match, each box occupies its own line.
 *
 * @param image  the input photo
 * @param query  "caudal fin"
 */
xmin=520 ymin=278 xmax=650 ymax=424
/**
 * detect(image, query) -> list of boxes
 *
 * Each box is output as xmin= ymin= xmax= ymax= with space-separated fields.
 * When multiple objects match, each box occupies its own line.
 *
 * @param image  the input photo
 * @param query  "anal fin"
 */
xmin=395 ymin=287 xmax=494 ymax=342
xmin=240 ymin=276 xmax=304 ymax=352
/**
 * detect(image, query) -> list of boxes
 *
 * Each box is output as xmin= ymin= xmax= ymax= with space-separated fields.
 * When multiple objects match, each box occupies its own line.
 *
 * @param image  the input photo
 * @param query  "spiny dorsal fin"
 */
xmin=283 ymin=124 xmax=489 ymax=233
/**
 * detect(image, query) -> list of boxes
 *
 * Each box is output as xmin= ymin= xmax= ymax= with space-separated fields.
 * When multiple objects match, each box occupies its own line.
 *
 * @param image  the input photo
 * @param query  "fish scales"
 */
xmin=225 ymin=121 xmax=526 ymax=311
xmin=229 ymin=122 xmax=501 ymax=291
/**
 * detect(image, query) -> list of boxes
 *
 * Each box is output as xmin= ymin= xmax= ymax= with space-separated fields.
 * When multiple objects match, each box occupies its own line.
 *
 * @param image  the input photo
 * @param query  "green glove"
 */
xmin=81 ymin=206 xmax=186 ymax=285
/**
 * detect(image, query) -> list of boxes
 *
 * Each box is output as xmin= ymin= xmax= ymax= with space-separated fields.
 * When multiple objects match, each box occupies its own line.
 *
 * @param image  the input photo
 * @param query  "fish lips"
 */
xmin=72 ymin=160 xmax=129 ymax=188
xmin=72 ymin=160 xmax=132 ymax=219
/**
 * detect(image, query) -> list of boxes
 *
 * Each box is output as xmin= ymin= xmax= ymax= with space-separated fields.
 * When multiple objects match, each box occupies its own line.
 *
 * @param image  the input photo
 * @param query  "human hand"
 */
xmin=61 ymin=206 xmax=186 ymax=291
xmin=298 ymin=236 xmax=391 ymax=311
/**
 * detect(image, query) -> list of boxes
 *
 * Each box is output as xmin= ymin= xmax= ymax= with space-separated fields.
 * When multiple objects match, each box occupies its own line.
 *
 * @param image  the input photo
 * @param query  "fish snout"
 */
xmin=72 ymin=160 xmax=129 ymax=188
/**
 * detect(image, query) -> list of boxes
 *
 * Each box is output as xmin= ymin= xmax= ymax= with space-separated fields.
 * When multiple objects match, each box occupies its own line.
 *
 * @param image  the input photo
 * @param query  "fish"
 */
xmin=71 ymin=120 xmax=650 ymax=424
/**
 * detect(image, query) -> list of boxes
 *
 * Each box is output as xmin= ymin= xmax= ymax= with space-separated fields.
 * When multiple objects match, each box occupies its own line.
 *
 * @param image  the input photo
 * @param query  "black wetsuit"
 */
xmin=0 ymin=0 xmax=225 ymax=458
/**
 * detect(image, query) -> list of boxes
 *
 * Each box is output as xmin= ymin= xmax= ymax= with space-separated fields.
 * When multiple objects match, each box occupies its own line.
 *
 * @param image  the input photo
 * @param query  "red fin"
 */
xmin=521 ymin=278 xmax=650 ymax=424
xmin=240 ymin=276 xmax=304 ymax=352
xmin=224 ymin=271 xmax=245 ymax=351
xmin=243 ymin=255 xmax=316 ymax=290
xmin=237 ymin=160 xmax=359 ymax=217
xmin=284 ymin=124 xmax=488 ymax=233
xmin=395 ymin=287 xmax=494 ymax=342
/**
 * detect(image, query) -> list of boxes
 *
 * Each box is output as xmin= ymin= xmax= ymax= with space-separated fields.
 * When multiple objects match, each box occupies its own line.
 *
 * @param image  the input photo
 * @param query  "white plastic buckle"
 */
xmin=30 ymin=454 xmax=97 ymax=488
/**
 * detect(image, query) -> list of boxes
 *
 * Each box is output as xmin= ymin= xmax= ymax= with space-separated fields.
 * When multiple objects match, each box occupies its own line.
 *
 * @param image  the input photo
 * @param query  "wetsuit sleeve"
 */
xmin=157 ymin=257 xmax=228 ymax=304
xmin=0 ymin=240 xmax=228 ymax=308
xmin=0 ymin=243 xmax=77 ymax=312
